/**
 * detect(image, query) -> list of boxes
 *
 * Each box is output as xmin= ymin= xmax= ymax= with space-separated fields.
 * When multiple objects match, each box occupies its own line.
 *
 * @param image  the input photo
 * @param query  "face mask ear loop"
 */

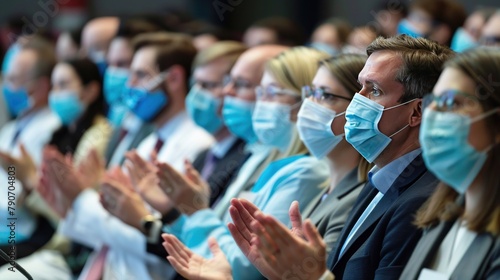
xmin=389 ymin=123 xmax=410 ymax=138
xmin=384 ymin=98 xmax=419 ymax=111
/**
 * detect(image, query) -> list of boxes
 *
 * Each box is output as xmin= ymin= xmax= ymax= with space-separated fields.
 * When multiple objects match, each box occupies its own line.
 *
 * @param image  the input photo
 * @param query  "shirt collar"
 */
xmin=369 ymin=148 xmax=422 ymax=194
xmin=156 ymin=111 xmax=188 ymax=141
xmin=211 ymin=135 xmax=238 ymax=158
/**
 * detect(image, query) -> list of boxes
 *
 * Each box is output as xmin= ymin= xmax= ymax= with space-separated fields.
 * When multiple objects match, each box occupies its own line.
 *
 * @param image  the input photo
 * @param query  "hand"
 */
xmin=227 ymin=199 xmax=279 ymax=279
xmin=162 ymin=234 xmax=232 ymax=280
xmin=0 ymin=144 xmax=38 ymax=191
xmin=125 ymin=161 xmax=174 ymax=215
xmin=77 ymin=149 xmax=105 ymax=188
xmin=156 ymin=159 xmax=210 ymax=215
xmin=40 ymin=146 xmax=87 ymax=204
xmin=125 ymin=150 xmax=157 ymax=187
xmin=251 ymin=212 xmax=328 ymax=280
xmin=37 ymin=159 xmax=71 ymax=218
xmin=99 ymin=167 xmax=151 ymax=232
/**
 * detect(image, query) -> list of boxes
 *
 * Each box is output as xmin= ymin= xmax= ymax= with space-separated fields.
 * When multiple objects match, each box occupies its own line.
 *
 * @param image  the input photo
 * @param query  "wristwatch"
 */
xmin=140 ymin=215 xmax=158 ymax=234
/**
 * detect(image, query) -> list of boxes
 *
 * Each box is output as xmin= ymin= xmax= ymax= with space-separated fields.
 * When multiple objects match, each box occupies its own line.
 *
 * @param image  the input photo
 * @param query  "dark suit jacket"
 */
xmin=400 ymin=218 xmax=500 ymax=280
xmin=327 ymin=155 xmax=439 ymax=280
xmin=104 ymin=122 xmax=154 ymax=167
xmin=192 ymin=138 xmax=248 ymax=207
xmin=302 ymin=167 xmax=365 ymax=254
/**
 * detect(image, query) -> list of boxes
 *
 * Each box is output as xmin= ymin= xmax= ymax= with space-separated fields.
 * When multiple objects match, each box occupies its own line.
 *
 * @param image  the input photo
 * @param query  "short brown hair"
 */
xmin=366 ymin=35 xmax=455 ymax=102
xmin=21 ymin=35 xmax=56 ymax=79
xmin=132 ymin=32 xmax=197 ymax=87
xmin=415 ymin=48 xmax=500 ymax=235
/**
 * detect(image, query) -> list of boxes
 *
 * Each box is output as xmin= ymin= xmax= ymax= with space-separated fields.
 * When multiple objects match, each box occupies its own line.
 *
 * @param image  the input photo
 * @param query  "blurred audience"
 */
xmin=242 ymin=17 xmax=305 ymax=47
xmin=309 ymin=18 xmax=352 ymax=55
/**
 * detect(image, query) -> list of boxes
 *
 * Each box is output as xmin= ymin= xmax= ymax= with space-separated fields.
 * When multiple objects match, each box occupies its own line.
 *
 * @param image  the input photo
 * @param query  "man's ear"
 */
xmin=81 ymin=81 xmax=100 ymax=105
xmin=409 ymin=99 xmax=422 ymax=127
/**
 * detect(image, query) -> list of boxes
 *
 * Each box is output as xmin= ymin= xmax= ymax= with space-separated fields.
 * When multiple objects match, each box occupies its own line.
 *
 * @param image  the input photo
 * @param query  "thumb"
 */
xmin=289 ymin=201 xmax=303 ymax=231
xmin=19 ymin=143 xmax=29 ymax=158
xmin=184 ymin=159 xmax=201 ymax=184
xmin=208 ymin=237 xmax=223 ymax=257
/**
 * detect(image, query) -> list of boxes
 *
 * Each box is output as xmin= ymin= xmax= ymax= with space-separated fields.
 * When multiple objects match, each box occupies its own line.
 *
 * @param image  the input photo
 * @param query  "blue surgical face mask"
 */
xmin=2 ymin=85 xmax=31 ymax=117
xmin=344 ymin=93 xmax=415 ymax=163
xmin=222 ymin=96 xmax=258 ymax=144
xmin=103 ymin=67 xmax=129 ymax=105
xmin=186 ymin=86 xmax=223 ymax=134
xmin=309 ymin=42 xmax=339 ymax=56
xmin=252 ymin=101 xmax=295 ymax=151
xmin=49 ymin=91 xmax=85 ymax=125
xmin=297 ymin=98 xmax=345 ymax=159
xmin=420 ymin=108 xmax=498 ymax=194
xmin=397 ymin=19 xmax=425 ymax=38
xmin=450 ymin=27 xmax=479 ymax=53
xmin=122 ymin=86 xmax=168 ymax=122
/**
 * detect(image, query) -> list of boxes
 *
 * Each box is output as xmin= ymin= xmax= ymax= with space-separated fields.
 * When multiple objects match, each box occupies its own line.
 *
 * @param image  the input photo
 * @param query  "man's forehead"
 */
xmin=359 ymin=51 xmax=402 ymax=82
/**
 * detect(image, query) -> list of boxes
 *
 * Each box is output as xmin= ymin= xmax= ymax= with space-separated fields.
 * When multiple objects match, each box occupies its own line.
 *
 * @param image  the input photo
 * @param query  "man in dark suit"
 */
xmin=321 ymin=35 xmax=454 ymax=280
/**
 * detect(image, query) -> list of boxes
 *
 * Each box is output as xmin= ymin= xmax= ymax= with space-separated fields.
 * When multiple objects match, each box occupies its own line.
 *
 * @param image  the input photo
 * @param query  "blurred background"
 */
xmin=0 ymin=0 xmax=496 ymax=38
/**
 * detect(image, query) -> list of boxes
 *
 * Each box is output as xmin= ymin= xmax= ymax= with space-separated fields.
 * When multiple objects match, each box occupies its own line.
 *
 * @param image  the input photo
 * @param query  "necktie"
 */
xmin=201 ymin=151 xmax=218 ymax=180
xmin=85 ymin=246 xmax=109 ymax=280
xmin=153 ymin=137 xmax=165 ymax=154
xmin=117 ymin=128 xmax=128 ymax=144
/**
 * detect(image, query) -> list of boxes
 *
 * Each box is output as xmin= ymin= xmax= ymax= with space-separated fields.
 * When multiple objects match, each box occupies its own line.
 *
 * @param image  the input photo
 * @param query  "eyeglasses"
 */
xmin=223 ymin=75 xmax=255 ymax=92
xmin=479 ymin=36 xmax=500 ymax=46
xmin=302 ymin=85 xmax=352 ymax=106
xmin=255 ymin=85 xmax=299 ymax=100
xmin=423 ymin=89 xmax=480 ymax=112
xmin=195 ymin=80 xmax=224 ymax=90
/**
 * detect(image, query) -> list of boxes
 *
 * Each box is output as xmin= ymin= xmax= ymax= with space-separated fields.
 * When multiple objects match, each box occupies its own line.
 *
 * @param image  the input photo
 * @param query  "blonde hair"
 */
xmin=192 ymin=40 xmax=247 ymax=70
xmin=265 ymin=47 xmax=330 ymax=158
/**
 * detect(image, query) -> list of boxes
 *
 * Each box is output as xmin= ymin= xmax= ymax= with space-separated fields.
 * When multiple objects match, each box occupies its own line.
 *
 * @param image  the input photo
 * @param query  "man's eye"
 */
xmin=371 ymin=88 xmax=381 ymax=97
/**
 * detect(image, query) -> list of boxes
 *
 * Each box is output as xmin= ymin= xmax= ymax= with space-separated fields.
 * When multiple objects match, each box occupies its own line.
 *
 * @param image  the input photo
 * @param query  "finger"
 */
xmin=163 ymin=242 xmax=189 ymax=267
xmin=258 ymin=214 xmax=297 ymax=250
xmin=162 ymin=234 xmax=192 ymax=260
xmin=251 ymin=220 xmax=278 ymax=264
xmin=289 ymin=201 xmax=303 ymax=233
xmin=227 ymin=222 xmax=251 ymax=256
xmin=184 ymin=160 xmax=201 ymax=184
xmin=19 ymin=143 xmax=30 ymax=159
xmin=207 ymin=237 xmax=223 ymax=257
xmin=150 ymin=150 xmax=158 ymax=164
xmin=250 ymin=218 xmax=277 ymax=252
xmin=238 ymin=198 xmax=261 ymax=216
xmin=166 ymin=256 xmax=190 ymax=278
xmin=303 ymin=219 xmax=324 ymax=248
xmin=229 ymin=205 xmax=253 ymax=241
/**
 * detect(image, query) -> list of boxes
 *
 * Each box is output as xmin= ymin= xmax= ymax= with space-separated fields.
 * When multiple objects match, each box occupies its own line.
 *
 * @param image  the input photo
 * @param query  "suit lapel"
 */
xmin=452 ymin=233 xmax=496 ymax=279
xmin=332 ymin=155 xmax=428 ymax=267
xmin=307 ymin=168 xmax=363 ymax=223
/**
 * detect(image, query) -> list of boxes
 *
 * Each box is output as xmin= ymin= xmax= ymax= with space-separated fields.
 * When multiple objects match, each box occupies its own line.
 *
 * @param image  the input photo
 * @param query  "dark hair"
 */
xmin=250 ymin=17 xmax=305 ymax=46
xmin=376 ymin=0 xmax=408 ymax=16
xmin=366 ymin=35 xmax=455 ymax=102
xmin=49 ymin=58 xmax=107 ymax=155
xmin=116 ymin=17 xmax=164 ymax=40
xmin=180 ymin=20 xmax=232 ymax=41
xmin=132 ymin=32 xmax=197 ymax=90
xmin=415 ymin=48 xmax=500 ymax=235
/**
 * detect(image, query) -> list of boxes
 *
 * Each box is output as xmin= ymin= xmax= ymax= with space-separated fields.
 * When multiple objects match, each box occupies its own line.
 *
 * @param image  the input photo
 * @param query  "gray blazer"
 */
xmin=302 ymin=168 xmax=365 ymax=254
xmin=400 ymin=218 xmax=500 ymax=280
